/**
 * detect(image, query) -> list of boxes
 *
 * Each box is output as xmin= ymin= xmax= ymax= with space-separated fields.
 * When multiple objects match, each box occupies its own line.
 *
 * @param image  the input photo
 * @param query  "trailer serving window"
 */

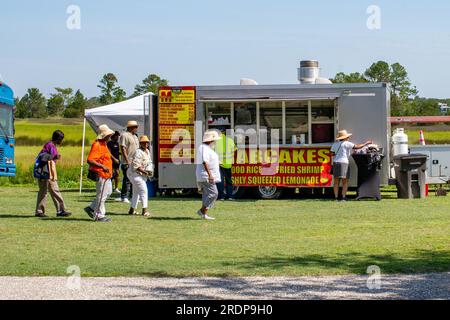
xmin=204 ymin=99 xmax=337 ymax=146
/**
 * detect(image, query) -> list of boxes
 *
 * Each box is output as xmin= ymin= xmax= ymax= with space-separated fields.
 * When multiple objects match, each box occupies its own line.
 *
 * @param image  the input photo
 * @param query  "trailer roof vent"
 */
xmin=298 ymin=60 xmax=332 ymax=84
xmin=240 ymin=78 xmax=258 ymax=86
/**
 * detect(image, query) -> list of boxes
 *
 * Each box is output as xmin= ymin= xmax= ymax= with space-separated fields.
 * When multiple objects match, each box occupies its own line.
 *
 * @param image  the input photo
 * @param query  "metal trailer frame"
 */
xmin=156 ymin=83 xmax=391 ymax=192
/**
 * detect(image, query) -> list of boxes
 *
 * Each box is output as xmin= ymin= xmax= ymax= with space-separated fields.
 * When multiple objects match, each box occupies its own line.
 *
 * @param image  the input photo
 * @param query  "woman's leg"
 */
xmin=333 ymin=178 xmax=340 ymax=200
xmin=201 ymin=182 xmax=218 ymax=215
xmin=342 ymin=178 xmax=349 ymax=199
xmin=129 ymin=175 xmax=140 ymax=210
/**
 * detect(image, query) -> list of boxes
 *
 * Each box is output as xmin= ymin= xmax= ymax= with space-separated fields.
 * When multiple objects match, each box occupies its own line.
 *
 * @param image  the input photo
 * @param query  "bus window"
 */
xmin=259 ymin=101 xmax=282 ymax=145
xmin=285 ymin=101 xmax=309 ymax=145
xmin=0 ymin=104 xmax=13 ymax=138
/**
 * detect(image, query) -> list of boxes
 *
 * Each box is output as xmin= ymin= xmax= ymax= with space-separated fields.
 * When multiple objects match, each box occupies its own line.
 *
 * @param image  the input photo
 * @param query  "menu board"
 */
xmin=158 ymin=86 xmax=196 ymax=163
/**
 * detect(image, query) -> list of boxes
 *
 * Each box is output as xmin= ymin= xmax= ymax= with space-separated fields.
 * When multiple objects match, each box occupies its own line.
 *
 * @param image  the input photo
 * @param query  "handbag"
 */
xmin=87 ymin=169 xmax=99 ymax=182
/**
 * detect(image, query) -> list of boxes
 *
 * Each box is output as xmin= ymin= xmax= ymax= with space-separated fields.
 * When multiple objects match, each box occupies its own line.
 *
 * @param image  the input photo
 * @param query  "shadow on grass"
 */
xmin=0 ymin=214 xmax=36 ymax=219
xmin=221 ymin=250 xmax=450 ymax=275
xmin=150 ymin=217 xmax=197 ymax=221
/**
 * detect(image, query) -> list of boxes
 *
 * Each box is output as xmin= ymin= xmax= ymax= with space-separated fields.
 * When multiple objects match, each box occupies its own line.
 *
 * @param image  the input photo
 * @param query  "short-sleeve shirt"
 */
xmin=119 ymin=132 xmax=139 ymax=163
xmin=196 ymin=144 xmax=221 ymax=183
xmin=331 ymin=141 xmax=355 ymax=164
xmin=40 ymin=141 xmax=59 ymax=160
xmin=107 ymin=140 xmax=120 ymax=160
xmin=87 ymin=140 xmax=113 ymax=179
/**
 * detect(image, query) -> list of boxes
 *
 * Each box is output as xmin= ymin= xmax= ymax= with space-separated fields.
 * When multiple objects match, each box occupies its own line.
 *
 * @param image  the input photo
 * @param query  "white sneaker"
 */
xmin=114 ymin=197 xmax=123 ymax=202
xmin=115 ymin=188 xmax=121 ymax=194
xmin=122 ymin=198 xmax=130 ymax=204
xmin=203 ymin=215 xmax=216 ymax=220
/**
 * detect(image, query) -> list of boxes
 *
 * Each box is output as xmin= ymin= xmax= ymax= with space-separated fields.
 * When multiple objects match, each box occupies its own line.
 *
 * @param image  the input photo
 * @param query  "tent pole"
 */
xmin=79 ymin=118 xmax=87 ymax=195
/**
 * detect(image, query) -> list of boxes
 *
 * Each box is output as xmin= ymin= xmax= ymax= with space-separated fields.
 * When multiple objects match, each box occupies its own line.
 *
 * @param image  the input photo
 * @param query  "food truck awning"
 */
xmin=199 ymin=92 xmax=342 ymax=101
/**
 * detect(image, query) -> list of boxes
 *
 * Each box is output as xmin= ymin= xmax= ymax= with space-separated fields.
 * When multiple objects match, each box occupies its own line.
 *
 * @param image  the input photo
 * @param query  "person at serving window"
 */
xmin=331 ymin=130 xmax=372 ymax=202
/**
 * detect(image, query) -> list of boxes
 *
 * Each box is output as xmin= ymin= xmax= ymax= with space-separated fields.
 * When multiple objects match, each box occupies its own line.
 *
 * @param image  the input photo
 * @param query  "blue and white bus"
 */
xmin=0 ymin=81 xmax=16 ymax=177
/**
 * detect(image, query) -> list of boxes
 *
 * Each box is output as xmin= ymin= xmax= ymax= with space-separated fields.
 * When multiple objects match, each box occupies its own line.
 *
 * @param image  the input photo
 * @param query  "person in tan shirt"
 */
xmin=117 ymin=120 xmax=139 ymax=203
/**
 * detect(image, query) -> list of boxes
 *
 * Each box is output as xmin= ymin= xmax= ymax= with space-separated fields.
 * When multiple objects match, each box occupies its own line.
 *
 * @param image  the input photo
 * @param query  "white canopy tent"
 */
xmin=79 ymin=93 xmax=153 ymax=193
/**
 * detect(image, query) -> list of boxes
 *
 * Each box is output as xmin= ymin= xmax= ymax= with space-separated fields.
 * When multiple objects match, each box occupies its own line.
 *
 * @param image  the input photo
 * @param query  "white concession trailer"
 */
xmin=154 ymin=82 xmax=391 ymax=199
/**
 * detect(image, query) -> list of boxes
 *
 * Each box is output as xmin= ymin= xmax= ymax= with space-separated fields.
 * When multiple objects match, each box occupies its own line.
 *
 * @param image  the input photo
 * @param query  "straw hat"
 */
xmin=97 ymin=124 xmax=115 ymax=140
xmin=139 ymin=135 xmax=150 ymax=143
xmin=127 ymin=120 xmax=139 ymax=128
xmin=203 ymin=130 xmax=221 ymax=143
xmin=336 ymin=130 xmax=353 ymax=141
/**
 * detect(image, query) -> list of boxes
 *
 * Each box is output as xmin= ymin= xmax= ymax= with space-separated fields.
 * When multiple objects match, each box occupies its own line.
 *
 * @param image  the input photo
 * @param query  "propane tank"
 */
xmin=392 ymin=128 xmax=409 ymax=156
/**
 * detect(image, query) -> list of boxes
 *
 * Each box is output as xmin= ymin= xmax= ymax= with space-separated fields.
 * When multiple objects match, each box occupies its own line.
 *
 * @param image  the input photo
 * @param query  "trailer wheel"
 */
xmin=254 ymin=186 xmax=283 ymax=200
xmin=232 ymin=186 xmax=247 ymax=199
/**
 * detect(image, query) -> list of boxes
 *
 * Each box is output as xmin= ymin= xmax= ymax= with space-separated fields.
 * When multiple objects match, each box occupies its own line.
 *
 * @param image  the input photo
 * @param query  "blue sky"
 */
xmin=1 ymin=0 xmax=450 ymax=98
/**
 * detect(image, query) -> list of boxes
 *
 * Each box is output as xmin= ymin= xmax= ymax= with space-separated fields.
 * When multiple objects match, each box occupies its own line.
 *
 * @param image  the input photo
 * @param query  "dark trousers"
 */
xmin=217 ymin=167 xmax=233 ymax=200
xmin=120 ymin=164 xmax=132 ymax=200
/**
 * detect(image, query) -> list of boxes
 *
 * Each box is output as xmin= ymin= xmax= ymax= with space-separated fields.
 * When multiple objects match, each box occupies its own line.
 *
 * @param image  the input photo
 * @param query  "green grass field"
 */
xmin=14 ymin=119 xmax=97 ymax=146
xmin=0 ymin=187 xmax=449 ymax=277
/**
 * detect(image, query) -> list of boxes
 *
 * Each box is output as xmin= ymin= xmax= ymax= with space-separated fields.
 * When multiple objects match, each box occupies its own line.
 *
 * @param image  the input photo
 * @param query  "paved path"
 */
xmin=0 ymin=273 xmax=449 ymax=300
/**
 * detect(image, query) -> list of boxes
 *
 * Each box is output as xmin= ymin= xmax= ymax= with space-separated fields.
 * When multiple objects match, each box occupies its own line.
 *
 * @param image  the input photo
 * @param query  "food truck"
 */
xmin=154 ymin=79 xmax=391 ymax=199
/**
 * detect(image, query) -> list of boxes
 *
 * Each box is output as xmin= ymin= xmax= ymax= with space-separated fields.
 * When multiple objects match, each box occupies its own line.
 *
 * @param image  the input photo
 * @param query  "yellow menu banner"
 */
xmin=159 ymin=88 xmax=196 ymax=104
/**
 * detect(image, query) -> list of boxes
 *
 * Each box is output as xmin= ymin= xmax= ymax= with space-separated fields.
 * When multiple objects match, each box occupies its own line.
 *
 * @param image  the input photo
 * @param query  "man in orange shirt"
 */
xmin=85 ymin=124 xmax=115 ymax=222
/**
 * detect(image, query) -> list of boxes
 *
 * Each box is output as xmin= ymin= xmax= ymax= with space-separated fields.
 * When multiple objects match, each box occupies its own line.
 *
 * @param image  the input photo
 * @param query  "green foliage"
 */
xmin=132 ymin=74 xmax=168 ymax=97
xmin=15 ymin=88 xmax=47 ymax=118
xmin=46 ymin=94 xmax=65 ymax=117
xmin=331 ymin=72 xmax=368 ymax=84
xmin=97 ymin=73 xmax=127 ymax=105
xmin=64 ymin=90 xmax=88 ymax=118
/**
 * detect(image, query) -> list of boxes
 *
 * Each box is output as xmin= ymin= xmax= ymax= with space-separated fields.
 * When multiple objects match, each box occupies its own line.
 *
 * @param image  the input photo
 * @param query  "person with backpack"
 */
xmin=331 ymin=130 xmax=372 ymax=202
xmin=34 ymin=130 xmax=72 ymax=218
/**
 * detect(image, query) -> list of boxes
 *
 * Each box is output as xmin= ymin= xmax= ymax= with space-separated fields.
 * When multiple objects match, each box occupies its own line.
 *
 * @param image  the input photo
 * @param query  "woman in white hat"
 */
xmin=331 ymin=130 xmax=372 ymax=202
xmin=127 ymin=135 xmax=153 ymax=217
xmin=85 ymin=124 xmax=116 ymax=222
xmin=196 ymin=130 xmax=222 ymax=220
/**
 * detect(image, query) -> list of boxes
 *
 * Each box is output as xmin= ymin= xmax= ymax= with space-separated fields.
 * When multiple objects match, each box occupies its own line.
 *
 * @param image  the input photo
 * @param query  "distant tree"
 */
xmin=365 ymin=61 xmax=418 ymax=108
xmin=86 ymin=97 xmax=101 ymax=109
xmin=15 ymin=96 xmax=29 ymax=118
xmin=97 ymin=73 xmax=126 ymax=105
xmin=55 ymin=87 xmax=74 ymax=106
xmin=113 ymin=87 xmax=127 ymax=103
xmin=16 ymin=88 xmax=47 ymax=118
xmin=47 ymin=94 xmax=65 ymax=117
xmin=132 ymin=74 xmax=168 ymax=97
xmin=64 ymin=90 xmax=88 ymax=118
xmin=331 ymin=72 xmax=368 ymax=84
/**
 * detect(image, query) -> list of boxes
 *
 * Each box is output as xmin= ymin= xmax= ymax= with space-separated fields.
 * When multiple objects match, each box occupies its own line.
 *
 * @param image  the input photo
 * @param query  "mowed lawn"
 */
xmin=0 ymin=187 xmax=449 ymax=277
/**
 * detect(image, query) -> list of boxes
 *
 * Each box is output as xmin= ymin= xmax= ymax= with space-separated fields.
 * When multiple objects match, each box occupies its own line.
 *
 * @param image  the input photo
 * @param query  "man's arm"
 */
xmin=121 ymin=146 xmax=129 ymax=165
xmin=353 ymin=141 xmax=373 ymax=150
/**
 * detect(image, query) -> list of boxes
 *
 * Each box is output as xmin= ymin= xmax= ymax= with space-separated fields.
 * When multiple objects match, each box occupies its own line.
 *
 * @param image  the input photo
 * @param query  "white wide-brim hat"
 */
xmin=203 ymin=130 xmax=221 ymax=143
xmin=336 ymin=130 xmax=353 ymax=141
xmin=97 ymin=124 xmax=115 ymax=140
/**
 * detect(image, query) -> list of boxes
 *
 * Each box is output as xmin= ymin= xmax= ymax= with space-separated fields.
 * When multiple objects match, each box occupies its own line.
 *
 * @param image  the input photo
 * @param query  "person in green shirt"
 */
xmin=214 ymin=127 xmax=237 ymax=200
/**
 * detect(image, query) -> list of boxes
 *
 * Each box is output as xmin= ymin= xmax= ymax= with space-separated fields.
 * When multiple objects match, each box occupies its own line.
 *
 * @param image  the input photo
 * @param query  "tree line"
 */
xmin=13 ymin=61 xmax=449 ymax=119
xmin=330 ymin=61 xmax=450 ymax=117
xmin=14 ymin=73 xmax=168 ymax=119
